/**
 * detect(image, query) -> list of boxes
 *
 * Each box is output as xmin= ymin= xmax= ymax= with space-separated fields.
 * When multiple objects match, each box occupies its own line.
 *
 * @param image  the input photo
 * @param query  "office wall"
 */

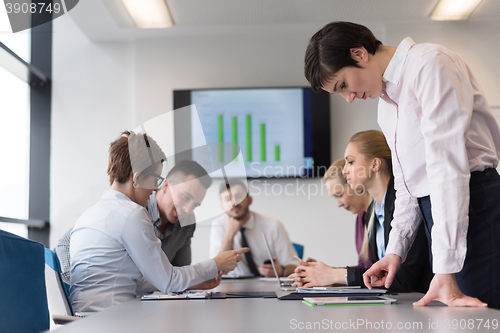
xmin=133 ymin=29 xmax=363 ymax=265
xmin=52 ymin=15 xmax=500 ymax=267
xmin=51 ymin=15 xmax=136 ymax=244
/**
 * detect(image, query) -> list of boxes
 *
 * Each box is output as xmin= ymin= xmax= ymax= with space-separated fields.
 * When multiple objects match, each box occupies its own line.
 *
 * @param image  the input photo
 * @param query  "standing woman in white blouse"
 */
xmin=303 ymin=21 xmax=500 ymax=308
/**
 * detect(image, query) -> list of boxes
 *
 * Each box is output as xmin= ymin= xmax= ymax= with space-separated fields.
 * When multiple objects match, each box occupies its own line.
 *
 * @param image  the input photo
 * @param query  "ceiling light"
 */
xmin=120 ymin=0 xmax=173 ymax=28
xmin=430 ymin=0 xmax=483 ymax=21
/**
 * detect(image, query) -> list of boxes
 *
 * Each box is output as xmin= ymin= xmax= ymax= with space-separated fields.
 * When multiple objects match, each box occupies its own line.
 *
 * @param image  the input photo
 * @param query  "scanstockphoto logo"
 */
xmin=128 ymin=105 xmax=250 ymax=227
xmin=3 ymin=0 xmax=79 ymax=33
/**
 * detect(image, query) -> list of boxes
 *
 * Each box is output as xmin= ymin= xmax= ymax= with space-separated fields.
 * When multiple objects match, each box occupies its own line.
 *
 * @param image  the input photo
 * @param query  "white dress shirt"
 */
xmin=70 ymin=190 xmax=218 ymax=312
xmin=379 ymin=37 xmax=500 ymax=274
xmin=209 ymin=211 xmax=298 ymax=277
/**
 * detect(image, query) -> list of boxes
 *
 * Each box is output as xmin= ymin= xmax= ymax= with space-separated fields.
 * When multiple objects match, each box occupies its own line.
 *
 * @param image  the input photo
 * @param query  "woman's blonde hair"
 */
xmin=323 ymin=159 xmax=347 ymax=184
xmin=359 ymin=212 xmax=373 ymax=264
xmin=349 ymin=130 xmax=392 ymax=178
xmin=348 ymin=130 xmax=391 ymax=263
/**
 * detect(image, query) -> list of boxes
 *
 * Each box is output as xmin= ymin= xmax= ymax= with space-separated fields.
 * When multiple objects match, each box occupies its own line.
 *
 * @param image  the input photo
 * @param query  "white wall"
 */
xmin=133 ymin=30 xmax=362 ymax=265
xmin=52 ymin=16 xmax=500 ymax=267
xmin=51 ymin=15 xmax=136 ymax=245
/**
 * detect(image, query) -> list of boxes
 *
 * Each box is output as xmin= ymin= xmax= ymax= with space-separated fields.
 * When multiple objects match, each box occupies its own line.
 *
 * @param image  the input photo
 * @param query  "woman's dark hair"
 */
xmin=219 ymin=178 xmax=248 ymax=195
xmin=304 ymin=21 xmax=382 ymax=92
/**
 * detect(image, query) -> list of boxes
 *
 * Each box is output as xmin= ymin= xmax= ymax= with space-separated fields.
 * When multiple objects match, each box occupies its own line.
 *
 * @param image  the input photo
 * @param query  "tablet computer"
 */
xmin=303 ymin=296 xmax=396 ymax=306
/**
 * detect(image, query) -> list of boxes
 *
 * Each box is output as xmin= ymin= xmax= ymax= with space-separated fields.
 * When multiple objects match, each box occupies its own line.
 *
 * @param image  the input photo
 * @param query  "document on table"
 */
xmin=259 ymin=277 xmax=294 ymax=282
xmin=141 ymin=290 xmax=211 ymax=300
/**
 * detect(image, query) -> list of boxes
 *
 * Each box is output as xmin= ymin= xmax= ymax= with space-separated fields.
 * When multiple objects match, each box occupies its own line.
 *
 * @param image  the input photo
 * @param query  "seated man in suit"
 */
xmin=56 ymin=160 xmax=214 ymax=287
xmin=210 ymin=179 xmax=298 ymax=277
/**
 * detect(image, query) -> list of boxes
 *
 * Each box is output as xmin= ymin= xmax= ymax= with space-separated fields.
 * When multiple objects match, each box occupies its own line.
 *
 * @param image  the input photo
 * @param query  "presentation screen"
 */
xmin=173 ymin=87 xmax=330 ymax=178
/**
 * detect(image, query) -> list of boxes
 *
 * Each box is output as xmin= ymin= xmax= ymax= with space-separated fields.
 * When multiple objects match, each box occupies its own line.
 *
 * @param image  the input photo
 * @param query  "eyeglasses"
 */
xmin=137 ymin=172 xmax=165 ymax=189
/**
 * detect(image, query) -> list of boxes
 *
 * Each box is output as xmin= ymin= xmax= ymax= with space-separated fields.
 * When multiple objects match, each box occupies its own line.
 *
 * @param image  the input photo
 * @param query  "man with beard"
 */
xmin=209 ymin=179 xmax=298 ymax=277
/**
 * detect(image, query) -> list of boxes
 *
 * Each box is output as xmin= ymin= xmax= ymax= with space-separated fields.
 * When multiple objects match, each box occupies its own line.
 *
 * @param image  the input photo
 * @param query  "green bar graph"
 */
xmin=232 ymin=116 xmax=238 ymax=161
xmin=275 ymin=145 xmax=280 ymax=162
xmin=260 ymin=123 xmax=266 ymax=162
xmin=246 ymin=115 xmax=252 ymax=162
xmin=218 ymin=114 xmax=224 ymax=162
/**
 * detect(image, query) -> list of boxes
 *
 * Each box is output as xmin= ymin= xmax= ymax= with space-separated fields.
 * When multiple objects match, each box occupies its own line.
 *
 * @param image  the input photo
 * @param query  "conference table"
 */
xmin=53 ymin=278 xmax=499 ymax=333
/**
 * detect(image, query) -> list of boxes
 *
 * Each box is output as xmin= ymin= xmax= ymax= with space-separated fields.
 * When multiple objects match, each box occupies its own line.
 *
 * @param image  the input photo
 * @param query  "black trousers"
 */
xmin=418 ymin=168 xmax=500 ymax=309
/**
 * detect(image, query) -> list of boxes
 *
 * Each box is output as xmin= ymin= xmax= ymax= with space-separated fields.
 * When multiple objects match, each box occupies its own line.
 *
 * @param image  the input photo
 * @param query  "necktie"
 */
xmin=240 ymin=227 xmax=261 ymax=276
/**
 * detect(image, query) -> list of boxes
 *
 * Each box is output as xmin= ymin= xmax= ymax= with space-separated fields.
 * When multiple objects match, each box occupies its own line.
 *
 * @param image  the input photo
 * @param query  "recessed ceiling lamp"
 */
xmin=430 ymin=0 xmax=483 ymax=21
xmin=120 ymin=0 xmax=173 ymax=28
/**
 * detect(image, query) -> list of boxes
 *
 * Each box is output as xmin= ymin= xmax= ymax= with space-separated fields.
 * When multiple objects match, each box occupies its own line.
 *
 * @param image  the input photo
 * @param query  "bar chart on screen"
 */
xmin=215 ymin=113 xmax=282 ymax=163
xmin=191 ymin=88 xmax=305 ymax=178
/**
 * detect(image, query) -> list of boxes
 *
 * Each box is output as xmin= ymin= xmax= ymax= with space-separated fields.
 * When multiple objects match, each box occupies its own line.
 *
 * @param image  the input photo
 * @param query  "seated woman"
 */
xmin=322 ymin=159 xmax=373 ymax=269
xmin=70 ymin=131 xmax=248 ymax=312
xmin=289 ymin=130 xmax=433 ymax=292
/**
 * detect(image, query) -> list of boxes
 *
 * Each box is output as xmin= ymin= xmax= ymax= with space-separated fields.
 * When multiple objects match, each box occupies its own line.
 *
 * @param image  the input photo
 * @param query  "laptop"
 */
xmin=261 ymin=232 xmax=296 ymax=291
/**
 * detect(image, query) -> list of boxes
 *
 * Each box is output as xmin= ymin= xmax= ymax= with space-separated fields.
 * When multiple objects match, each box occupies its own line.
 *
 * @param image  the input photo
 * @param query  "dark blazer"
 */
xmin=347 ymin=176 xmax=433 ymax=293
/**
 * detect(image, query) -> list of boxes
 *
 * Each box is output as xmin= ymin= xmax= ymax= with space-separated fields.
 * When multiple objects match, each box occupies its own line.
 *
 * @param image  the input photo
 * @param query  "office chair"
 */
xmin=292 ymin=242 xmax=304 ymax=259
xmin=44 ymin=248 xmax=81 ymax=325
xmin=0 ymin=229 xmax=50 ymax=333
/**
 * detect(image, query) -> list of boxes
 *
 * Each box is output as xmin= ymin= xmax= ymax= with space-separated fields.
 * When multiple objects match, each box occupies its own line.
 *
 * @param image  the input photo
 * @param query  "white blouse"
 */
xmin=379 ymin=38 xmax=500 ymax=274
xmin=70 ymin=190 xmax=217 ymax=312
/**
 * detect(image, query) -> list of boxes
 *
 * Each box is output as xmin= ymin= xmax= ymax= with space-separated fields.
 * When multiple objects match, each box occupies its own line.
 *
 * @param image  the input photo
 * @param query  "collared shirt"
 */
xmin=209 ymin=211 xmax=299 ymax=277
xmin=70 ymin=190 xmax=217 ymax=312
xmin=147 ymin=192 xmax=196 ymax=267
xmin=379 ymin=37 xmax=500 ymax=274
xmin=374 ymin=191 xmax=387 ymax=260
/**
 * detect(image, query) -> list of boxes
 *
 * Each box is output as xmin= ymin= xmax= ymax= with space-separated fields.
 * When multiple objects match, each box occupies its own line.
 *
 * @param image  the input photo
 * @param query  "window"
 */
xmin=0 ymin=5 xmax=51 ymax=245
xmin=0 ymin=11 xmax=31 ymax=237
xmin=0 ymin=66 xmax=30 ymax=237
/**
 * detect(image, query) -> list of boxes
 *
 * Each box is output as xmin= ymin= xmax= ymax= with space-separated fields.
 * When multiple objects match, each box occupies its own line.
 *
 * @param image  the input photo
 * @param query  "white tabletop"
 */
xmin=52 ymin=278 xmax=500 ymax=333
